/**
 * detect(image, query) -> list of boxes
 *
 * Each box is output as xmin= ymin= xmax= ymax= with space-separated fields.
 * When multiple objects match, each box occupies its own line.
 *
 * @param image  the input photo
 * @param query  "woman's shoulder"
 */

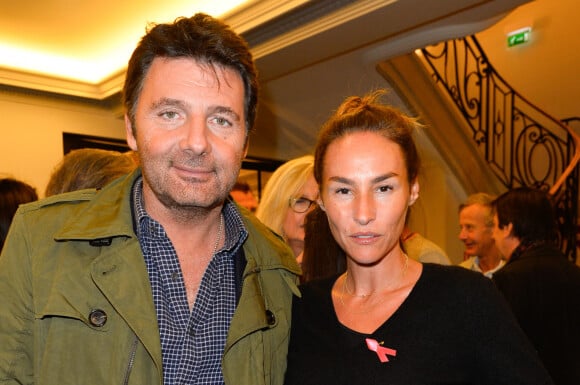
xmin=292 ymin=276 xmax=339 ymax=325
xmin=415 ymin=264 xmax=509 ymax=321
xmin=419 ymin=263 xmax=495 ymax=293
xmin=422 ymin=262 xmax=486 ymax=279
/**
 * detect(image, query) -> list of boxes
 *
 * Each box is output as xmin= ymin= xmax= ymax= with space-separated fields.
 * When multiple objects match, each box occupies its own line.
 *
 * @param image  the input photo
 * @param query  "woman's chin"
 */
xmin=286 ymin=238 xmax=304 ymax=258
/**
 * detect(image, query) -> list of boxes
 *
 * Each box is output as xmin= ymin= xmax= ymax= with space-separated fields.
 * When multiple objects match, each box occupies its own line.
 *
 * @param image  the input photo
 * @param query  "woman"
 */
xmin=492 ymin=187 xmax=580 ymax=385
xmin=256 ymin=155 xmax=317 ymax=259
xmin=284 ymin=91 xmax=553 ymax=384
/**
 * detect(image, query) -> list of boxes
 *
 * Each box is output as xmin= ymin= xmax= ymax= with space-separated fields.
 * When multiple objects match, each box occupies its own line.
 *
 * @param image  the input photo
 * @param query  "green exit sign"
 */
xmin=507 ymin=27 xmax=531 ymax=47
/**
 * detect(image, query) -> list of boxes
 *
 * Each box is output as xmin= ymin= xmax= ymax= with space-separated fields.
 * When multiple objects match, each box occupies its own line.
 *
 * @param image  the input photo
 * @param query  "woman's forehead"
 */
xmin=323 ymin=132 xmax=403 ymax=171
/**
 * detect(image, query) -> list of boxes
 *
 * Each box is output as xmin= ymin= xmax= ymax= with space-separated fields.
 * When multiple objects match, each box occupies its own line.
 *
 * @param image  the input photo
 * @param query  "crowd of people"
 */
xmin=0 ymin=11 xmax=579 ymax=385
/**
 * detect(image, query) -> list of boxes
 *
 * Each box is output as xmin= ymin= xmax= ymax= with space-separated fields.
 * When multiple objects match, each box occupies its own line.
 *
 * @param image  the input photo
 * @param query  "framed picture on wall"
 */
xmin=63 ymin=132 xmax=129 ymax=154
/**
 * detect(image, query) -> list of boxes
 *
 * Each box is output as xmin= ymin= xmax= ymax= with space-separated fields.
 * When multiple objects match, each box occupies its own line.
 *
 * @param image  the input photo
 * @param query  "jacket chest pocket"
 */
xmin=34 ymin=276 xmax=136 ymax=384
xmin=35 ymin=302 xmax=139 ymax=384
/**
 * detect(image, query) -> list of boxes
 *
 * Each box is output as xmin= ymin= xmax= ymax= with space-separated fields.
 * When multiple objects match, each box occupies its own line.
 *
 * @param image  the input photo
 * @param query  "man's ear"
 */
xmin=125 ymin=114 xmax=138 ymax=151
xmin=409 ymin=179 xmax=420 ymax=206
xmin=243 ymin=134 xmax=250 ymax=158
xmin=505 ymin=222 xmax=514 ymax=238
xmin=317 ymin=198 xmax=326 ymax=212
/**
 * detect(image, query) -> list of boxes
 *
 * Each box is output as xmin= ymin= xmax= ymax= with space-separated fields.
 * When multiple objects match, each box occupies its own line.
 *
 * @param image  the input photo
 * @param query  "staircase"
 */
xmin=380 ymin=35 xmax=579 ymax=261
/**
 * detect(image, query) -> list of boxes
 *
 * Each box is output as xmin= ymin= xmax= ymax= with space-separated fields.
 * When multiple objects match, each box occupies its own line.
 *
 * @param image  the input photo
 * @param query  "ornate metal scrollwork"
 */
xmin=421 ymin=36 xmax=579 ymax=261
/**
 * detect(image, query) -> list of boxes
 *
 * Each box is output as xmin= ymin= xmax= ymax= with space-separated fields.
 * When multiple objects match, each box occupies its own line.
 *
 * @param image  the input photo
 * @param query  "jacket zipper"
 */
xmin=122 ymin=335 xmax=139 ymax=385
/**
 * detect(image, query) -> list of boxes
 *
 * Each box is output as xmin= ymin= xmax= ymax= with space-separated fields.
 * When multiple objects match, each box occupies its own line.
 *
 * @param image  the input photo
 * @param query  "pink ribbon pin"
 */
xmin=365 ymin=338 xmax=397 ymax=363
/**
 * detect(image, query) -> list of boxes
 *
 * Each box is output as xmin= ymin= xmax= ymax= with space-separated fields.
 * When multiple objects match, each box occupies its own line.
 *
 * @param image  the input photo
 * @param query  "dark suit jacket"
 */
xmin=493 ymin=243 xmax=580 ymax=385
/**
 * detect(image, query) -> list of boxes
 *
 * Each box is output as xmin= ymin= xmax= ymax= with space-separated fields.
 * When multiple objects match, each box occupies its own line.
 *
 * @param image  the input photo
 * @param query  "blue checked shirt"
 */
xmin=133 ymin=178 xmax=247 ymax=385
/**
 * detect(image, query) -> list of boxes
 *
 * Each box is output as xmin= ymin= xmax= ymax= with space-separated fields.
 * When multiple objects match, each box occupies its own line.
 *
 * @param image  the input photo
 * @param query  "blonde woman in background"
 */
xmin=256 ymin=155 xmax=317 ymax=260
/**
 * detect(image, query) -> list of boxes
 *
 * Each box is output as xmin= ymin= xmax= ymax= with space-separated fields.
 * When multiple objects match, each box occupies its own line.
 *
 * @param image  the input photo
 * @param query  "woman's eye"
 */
xmin=335 ymin=187 xmax=350 ymax=195
xmin=378 ymin=185 xmax=393 ymax=193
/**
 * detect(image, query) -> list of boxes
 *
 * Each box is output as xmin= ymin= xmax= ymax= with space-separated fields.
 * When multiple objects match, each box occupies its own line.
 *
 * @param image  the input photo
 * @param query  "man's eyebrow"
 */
xmin=210 ymin=106 xmax=241 ymax=122
xmin=150 ymin=97 xmax=187 ymax=110
xmin=327 ymin=176 xmax=353 ymax=185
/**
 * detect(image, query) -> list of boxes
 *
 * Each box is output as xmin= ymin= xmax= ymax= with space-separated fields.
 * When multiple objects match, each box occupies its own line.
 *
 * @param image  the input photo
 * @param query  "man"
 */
xmin=0 ymin=14 xmax=300 ymax=385
xmin=492 ymin=187 xmax=580 ymax=385
xmin=458 ymin=193 xmax=505 ymax=277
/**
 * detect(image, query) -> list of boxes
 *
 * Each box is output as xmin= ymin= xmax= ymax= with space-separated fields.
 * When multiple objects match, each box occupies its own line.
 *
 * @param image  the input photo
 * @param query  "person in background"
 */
xmin=458 ymin=192 xmax=505 ymax=277
xmin=0 ymin=13 xmax=300 ymax=385
xmin=45 ymin=148 xmax=138 ymax=196
xmin=492 ymin=187 xmax=580 ymax=385
xmin=401 ymin=222 xmax=451 ymax=265
xmin=284 ymin=90 xmax=553 ymax=385
xmin=229 ymin=180 xmax=258 ymax=213
xmin=0 ymin=177 xmax=38 ymax=251
xmin=256 ymin=155 xmax=317 ymax=260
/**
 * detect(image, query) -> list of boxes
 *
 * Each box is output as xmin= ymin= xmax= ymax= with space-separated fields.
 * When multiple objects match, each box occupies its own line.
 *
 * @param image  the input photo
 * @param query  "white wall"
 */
xmin=0 ymin=0 xmax=571 ymax=263
xmin=476 ymin=0 xmax=579 ymax=120
xmin=0 ymin=90 xmax=125 ymax=197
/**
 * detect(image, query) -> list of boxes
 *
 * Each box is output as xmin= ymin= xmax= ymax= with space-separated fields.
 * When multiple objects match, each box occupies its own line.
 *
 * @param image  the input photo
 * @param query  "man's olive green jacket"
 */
xmin=0 ymin=170 xmax=301 ymax=385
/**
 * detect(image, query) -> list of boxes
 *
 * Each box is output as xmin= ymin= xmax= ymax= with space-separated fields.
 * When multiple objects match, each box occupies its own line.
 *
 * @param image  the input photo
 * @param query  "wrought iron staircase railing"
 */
xmin=419 ymin=35 xmax=580 ymax=261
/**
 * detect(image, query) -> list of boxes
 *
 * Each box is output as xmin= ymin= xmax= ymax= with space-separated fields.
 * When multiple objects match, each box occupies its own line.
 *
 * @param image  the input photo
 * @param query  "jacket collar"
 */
xmin=238 ymin=207 xmax=301 ymax=276
xmin=508 ymin=241 xmax=564 ymax=264
xmin=54 ymin=169 xmax=140 ymax=241
xmin=54 ymin=168 xmax=301 ymax=275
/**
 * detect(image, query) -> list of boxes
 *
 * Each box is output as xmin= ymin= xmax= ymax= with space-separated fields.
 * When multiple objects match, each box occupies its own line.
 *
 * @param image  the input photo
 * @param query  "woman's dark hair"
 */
xmin=492 ymin=187 xmax=557 ymax=244
xmin=314 ymin=90 xmax=421 ymax=186
xmin=301 ymin=206 xmax=346 ymax=283
xmin=0 ymin=178 xmax=38 ymax=251
xmin=123 ymin=13 xmax=258 ymax=135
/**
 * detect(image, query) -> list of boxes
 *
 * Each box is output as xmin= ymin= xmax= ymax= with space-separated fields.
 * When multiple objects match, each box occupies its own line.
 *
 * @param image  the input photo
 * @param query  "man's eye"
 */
xmin=211 ymin=116 xmax=232 ymax=127
xmin=160 ymin=111 xmax=179 ymax=119
xmin=335 ymin=188 xmax=350 ymax=195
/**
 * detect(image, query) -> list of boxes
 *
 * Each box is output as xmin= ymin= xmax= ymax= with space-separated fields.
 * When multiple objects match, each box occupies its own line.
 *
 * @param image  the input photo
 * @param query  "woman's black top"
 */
xmin=284 ymin=264 xmax=553 ymax=385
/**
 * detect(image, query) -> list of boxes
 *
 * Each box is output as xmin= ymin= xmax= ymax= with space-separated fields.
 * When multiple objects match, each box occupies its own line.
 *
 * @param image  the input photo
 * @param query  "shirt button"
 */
xmin=89 ymin=309 xmax=108 ymax=327
xmin=265 ymin=310 xmax=276 ymax=326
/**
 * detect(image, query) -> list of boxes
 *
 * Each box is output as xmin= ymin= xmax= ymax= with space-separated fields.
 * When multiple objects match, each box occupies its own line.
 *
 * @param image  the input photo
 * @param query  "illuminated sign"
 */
xmin=507 ymin=27 xmax=531 ymax=47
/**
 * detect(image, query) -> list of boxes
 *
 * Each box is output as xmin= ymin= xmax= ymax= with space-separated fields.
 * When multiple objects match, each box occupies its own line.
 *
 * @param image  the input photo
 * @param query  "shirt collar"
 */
xmin=131 ymin=176 xmax=247 ymax=250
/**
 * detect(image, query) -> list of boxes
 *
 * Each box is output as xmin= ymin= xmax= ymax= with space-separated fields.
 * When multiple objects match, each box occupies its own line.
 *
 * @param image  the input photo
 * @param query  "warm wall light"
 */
xmin=507 ymin=27 xmax=531 ymax=47
xmin=0 ymin=0 xmax=250 ymax=84
xmin=0 ymin=44 xmax=118 ymax=84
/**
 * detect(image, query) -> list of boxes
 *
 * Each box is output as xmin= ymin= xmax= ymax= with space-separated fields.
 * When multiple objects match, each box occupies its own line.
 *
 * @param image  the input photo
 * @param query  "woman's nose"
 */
xmin=353 ymin=193 xmax=375 ymax=225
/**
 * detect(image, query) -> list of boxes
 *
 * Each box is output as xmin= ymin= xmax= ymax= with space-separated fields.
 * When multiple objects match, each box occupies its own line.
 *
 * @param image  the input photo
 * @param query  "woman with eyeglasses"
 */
xmin=256 ymin=155 xmax=318 ymax=260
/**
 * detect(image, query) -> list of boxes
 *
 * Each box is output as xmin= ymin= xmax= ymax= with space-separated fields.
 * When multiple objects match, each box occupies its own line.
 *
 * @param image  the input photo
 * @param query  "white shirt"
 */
xmin=460 ymin=256 xmax=506 ymax=278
